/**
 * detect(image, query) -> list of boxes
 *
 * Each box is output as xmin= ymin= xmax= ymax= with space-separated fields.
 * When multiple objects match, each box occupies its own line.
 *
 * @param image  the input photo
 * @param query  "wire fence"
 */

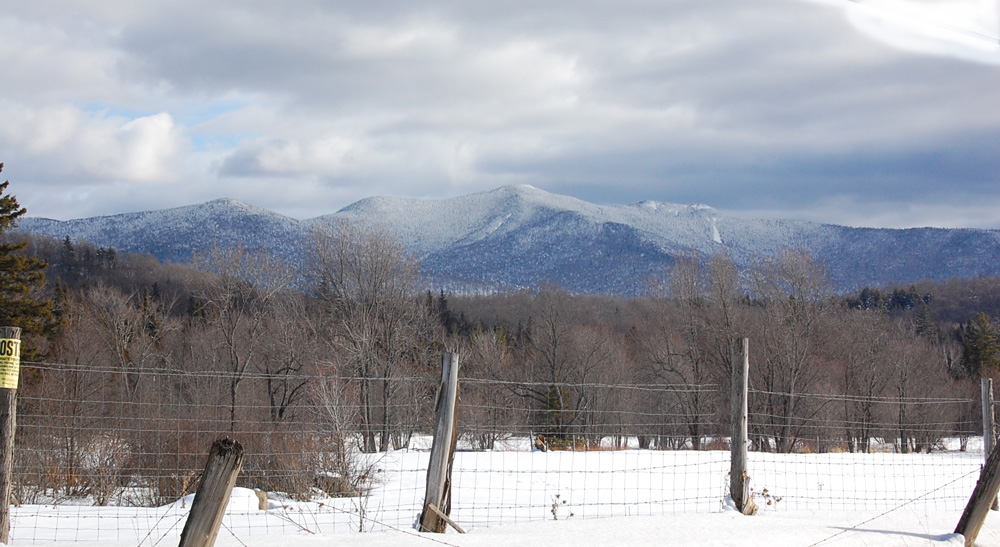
xmin=7 ymin=359 xmax=986 ymax=543
xmin=743 ymin=387 xmax=983 ymax=513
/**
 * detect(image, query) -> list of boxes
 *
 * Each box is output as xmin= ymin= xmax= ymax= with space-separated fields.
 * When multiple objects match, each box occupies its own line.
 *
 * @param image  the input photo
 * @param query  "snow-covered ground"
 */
xmin=9 ymin=441 xmax=1000 ymax=546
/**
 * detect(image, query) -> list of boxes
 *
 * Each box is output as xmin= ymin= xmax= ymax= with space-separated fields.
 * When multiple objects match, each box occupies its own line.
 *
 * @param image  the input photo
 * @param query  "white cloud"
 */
xmin=471 ymin=40 xmax=583 ymax=106
xmin=112 ymin=113 xmax=182 ymax=181
xmin=0 ymin=103 xmax=184 ymax=184
xmin=842 ymin=0 xmax=1000 ymax=63
xmin=341 ymin=20 xmax=459 ymax=58
xmin=2 ymin=104 xmax=82 ymax=154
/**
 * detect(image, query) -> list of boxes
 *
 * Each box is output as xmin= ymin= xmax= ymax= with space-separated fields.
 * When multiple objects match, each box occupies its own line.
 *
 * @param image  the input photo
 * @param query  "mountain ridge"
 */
xmin=18 ymin=185 xmax=1000 ymax=294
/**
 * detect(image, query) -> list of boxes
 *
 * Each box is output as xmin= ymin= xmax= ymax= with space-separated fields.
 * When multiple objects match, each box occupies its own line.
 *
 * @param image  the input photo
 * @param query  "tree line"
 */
xmin=2 ymin=170 xmax=1000 ymax=503
xmin=449 ymin=251 xmax=991 ymax=454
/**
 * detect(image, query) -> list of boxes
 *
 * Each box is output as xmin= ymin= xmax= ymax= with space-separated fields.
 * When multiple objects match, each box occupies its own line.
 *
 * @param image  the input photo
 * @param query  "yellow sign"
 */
xmin=0 ymin=338 xmax=20 ymax=390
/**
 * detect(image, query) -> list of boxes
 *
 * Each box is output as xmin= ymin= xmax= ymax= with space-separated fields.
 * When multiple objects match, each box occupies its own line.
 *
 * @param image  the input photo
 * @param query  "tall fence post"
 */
xmin=179 ymin=438 xmax=245 ymax=547
xmin=730 ymin=337 xmax=756 ymax=515
xmin=420 ymin=352 xmax=461 ymax=533
xmin=982 ymin=378 xmax=997 ymax=511
xmin=0 ymin=326 xmax=21 ymax=544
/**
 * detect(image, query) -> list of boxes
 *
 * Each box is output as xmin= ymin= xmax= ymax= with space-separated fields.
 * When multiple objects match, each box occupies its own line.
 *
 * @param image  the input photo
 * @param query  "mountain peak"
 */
xmin=334 ymin=194 xmax=413 ymax=216
xmin=204 ymin=197 xmax=247 ymax=207
xmin=18 ymin=185 xmax=1000 ymax=295
xmin=200 ymin=197 xmax=270 ymax=214
xmin=494 ymin=184 xmax=542 ymax=195
xmin=482 ymin=184 xmax=555 ymax=204
xmin=631 ymin=200 xmax=719 ymax=216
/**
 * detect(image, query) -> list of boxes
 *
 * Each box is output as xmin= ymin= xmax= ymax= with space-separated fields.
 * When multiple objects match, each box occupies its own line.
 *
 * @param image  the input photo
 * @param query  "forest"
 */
xmin=5 ymin=218 xmax=1000 ymax=503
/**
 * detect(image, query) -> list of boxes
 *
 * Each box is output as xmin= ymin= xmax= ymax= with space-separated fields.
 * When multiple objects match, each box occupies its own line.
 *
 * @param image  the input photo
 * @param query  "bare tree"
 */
xmin=195 ymin=245 xmax=292 ymax=431
xmin=749 ymin=249 xmax=832 ymax=452
xmin=258 ymin=294 xmax=319 ymax=422
xmin=638 ymin=323 xmax=716 ymax=450
xmin=43 ymin=284 xmax=183 ymax=503
xmin=20 ymin=289 xmax=107 ymax=501
xmin=461 ymin=328 xmax=524 ymax=450
xmin=82 ymin=283 xmax=175 ymax=401
xmin=634 ymin=252 xmax=744 ymax=450
xmin=639 ymin=256 xmax=713 ymax=449
xmin=824 ymin=309 xmax=890 ymax=452
xmin=310 ymin=220 xmax=432 ymax=452
xmin=702 ymin=253 xmax=749 ymax=373
xmin=886 ymin=321 xmax=967 ymax=453
xmin=312 ymin=366 xmax=362 ymax=491
xmin=514 ymin=288 xmax=613 ymax=444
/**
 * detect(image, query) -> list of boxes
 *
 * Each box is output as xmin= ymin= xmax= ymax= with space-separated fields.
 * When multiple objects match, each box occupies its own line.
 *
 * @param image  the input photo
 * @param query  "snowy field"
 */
xmin=9 ymin=439 xmax=1000 ymax=546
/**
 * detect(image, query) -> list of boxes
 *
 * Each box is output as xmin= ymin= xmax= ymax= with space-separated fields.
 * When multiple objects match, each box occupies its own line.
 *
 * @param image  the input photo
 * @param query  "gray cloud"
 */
xmin=2 ymin=0 xmax=998 ymax=228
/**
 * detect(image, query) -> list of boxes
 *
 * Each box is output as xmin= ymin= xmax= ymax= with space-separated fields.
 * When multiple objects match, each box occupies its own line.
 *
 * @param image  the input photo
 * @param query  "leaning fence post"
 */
xmin=179 ymin=438 xmax=245 ymax=547
xmin=956 ymin=436 xmax=1000 ymax=547
xmin=0 ymin=327 xmax=20 ymax=544
xmin=420 ymin=352 xmax=461 ymax=533
xmin=730 ymin=337 xmax=756 ymax=515
xmin=982 ymin=378 xmax=997 ymax=511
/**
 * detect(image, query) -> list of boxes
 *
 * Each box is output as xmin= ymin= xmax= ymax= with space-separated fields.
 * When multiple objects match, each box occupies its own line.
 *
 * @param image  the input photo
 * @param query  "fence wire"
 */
xmin=6 ymin=360 xmax=985 ymax=543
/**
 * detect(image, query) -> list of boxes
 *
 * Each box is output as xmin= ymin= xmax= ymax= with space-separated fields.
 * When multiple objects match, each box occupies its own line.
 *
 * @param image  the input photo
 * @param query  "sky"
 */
xmin=2 ymin=0 xmax=998 ymax=228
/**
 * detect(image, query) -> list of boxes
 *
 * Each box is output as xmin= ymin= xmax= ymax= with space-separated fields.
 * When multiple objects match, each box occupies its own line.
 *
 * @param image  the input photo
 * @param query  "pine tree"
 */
xmin=0 ymin=163 xmax=54 ymax=343
xmin=915 ymin=300 xmax=935 ymax=338
xmin=962 ymin=312 xmax=1000 ymax=378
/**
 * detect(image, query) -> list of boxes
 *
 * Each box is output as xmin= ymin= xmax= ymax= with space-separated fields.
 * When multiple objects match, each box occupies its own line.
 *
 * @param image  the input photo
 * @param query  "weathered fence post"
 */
xmin=179 ymin=438 xmax=245 ymax=547
xmin=420 ymin=352 xmax=461 ymax=533
xmin=730 ymin=337 xmax=756 ymax=515
xmin=983 ymin=378 xmax=997 ymax=511
xmin=956 ymin=437 xmax=1000 ymax=547
xmin=0 ymin=327 xmax=21 ymax=544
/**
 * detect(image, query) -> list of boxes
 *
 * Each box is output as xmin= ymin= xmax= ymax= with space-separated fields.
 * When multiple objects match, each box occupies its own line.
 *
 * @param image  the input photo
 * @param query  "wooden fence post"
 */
xmin=983 ymin=378 xmax=997 ymax=511
xmin=0 ymin=326 xmax=21 ymax=545
xmin=956 ymin=436 xmax=1000 ymax=547
xmin=730 ymin=338 xmax=756 ymax=515
xmin=179 ymin=438 xmax=245 ymax=547
xmin=420 ymin=352 xmax=461 ymax=533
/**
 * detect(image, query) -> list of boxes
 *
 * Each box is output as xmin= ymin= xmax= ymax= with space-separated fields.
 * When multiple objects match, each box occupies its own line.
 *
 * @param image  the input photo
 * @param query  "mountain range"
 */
xmin=18 ymin=185 xmax=1000 ymax=295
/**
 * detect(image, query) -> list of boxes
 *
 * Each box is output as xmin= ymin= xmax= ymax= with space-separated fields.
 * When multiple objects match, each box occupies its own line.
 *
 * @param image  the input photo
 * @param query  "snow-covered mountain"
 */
xmin=19 ymin=185 xmax=1000 ymax=294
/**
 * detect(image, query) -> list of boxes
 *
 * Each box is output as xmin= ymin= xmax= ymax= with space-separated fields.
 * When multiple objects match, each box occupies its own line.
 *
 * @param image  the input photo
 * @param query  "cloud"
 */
xmin=0 ymin=104 xmax=184 ymax=183
xmin=841 ymin=0 xmax=1000 ymax=64
xmin=2 ymin=0 xmax=998 ymax=228
xmin=735 ymin=194 xmax=1000 ymax=229
xmin=112 ymin=113 xmax=183 ymax=181
xmin=218 ymin=137 xmax=367 ymax=178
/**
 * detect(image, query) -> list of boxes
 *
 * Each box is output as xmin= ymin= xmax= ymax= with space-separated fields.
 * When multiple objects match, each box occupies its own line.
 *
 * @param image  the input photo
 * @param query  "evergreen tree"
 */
xmin=856 ymin=287 xmax=885 ymax=310
xmin=962 ymin=312 xmax=1000 ymax=377
xmin=915 ymin=300 xmax=935 ymax=338
xmin=889 ymin=286 xmax=920 ymax=311
xmin=0 ymin=164 xmax=55 ymax=346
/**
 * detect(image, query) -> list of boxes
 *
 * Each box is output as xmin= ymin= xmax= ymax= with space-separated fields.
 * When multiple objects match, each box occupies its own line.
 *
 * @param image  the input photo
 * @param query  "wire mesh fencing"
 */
xmin=12 ymin=359 xmax=439 ymax=543
xmin=744 ymin=388 xmax=982 ymax=513
xmin=6 ymin=359 xmax=986 ymax=543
